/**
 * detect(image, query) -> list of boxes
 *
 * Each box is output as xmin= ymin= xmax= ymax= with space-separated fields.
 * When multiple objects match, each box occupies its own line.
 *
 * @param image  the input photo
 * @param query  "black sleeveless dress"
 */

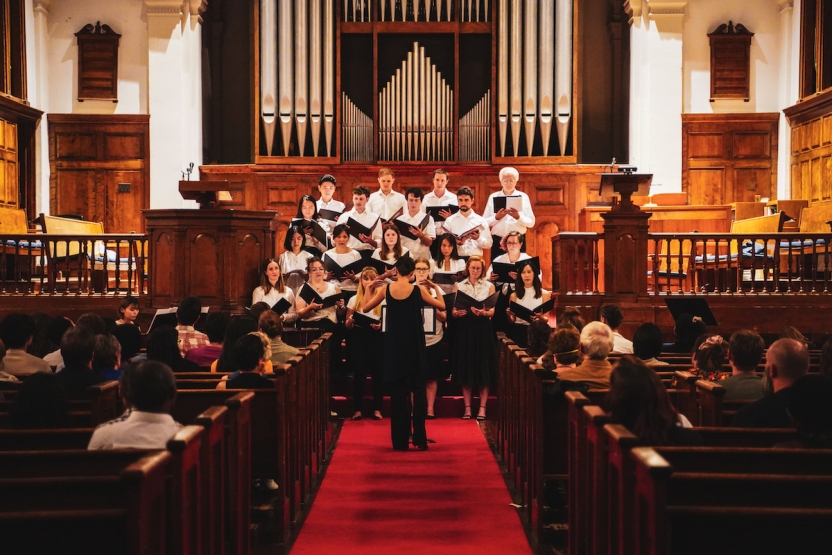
xmin=383 ymin=285 xmax=427 ymax=383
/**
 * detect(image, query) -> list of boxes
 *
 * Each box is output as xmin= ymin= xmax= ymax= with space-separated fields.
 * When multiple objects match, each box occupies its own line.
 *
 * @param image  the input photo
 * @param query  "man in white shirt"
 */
xmin=482 ymin=166 xmax=536 ymax=260
xmin=396 ymin=187 xmax=436 ymax=261
xmin=88 ymin=360 xmax=182 ymax=450
xmin=316 ymin=174 xmax=345 ymax=226
xmin=442 ymin=186 xmax=493 ymax=258
xmin=368 ymin=168 xmax=406 ymax=221
xmin=423 ymin=168 xmax=458 ymax=236
xmin=0 ymin=313 xmax=51 ymax=376
xmin=600 ymin=304 xmax=634 ymax=354
xmin=336 ymin=185 xmax=383 ymax=255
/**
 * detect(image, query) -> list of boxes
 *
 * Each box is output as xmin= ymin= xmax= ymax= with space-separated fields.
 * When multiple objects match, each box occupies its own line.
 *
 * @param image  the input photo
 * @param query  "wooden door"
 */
xmin=682 ymin=114 xmax=780 ymax=206
xmin=0 ymin=117 xmax=17 ymax=207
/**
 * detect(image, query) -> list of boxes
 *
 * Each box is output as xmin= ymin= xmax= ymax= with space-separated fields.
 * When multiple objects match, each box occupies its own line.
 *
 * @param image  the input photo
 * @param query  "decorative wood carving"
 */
xmin=708 ymin=21 xmax=753 ymax=102
xmin=784 ymin=88 xmax=832 ymax=203
xmin=682 ymin=113 xmax=779 ymax=206
xmin=75 ymin=22 xmax=121 ymax=102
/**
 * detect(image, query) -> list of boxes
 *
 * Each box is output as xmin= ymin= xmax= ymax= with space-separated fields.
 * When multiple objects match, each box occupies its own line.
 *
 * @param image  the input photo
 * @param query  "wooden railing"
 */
xmin=0 ymin=233 xmax=148 ymax=295
xmin=552 ymin=232 xmax=602 ymax=296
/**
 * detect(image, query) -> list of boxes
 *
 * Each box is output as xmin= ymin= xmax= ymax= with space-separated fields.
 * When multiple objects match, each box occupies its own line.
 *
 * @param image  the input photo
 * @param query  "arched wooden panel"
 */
xmin=153 ymin=231 xmax=175 ymax=299
xmin=189 ymin=232 xmax=221 ymax=299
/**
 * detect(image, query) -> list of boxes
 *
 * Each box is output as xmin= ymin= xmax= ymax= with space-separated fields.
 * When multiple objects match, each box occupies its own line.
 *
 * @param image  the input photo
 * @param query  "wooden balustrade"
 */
xmin=551 ymin=232 xmax=602 ymax=296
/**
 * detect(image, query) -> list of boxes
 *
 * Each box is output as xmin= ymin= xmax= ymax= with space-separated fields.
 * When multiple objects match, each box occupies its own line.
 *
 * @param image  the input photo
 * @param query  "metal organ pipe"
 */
xmin=294 ymin=0 xmax=308 ymax=156
xmin=310 ymin=0 xmax=322 ymax=156
xmin=497 ymin=0 xmax=508 ymax=156
xmin=260 ymin=0 xmax=277 ymax=156
xmin=523 ymin=0 xmax=537 ymax=156
xmin=539 ymin=0 xmax=554 ymax=156
xmin=278 ymin=0 xmax=293 ymax=156
xmin=556 ymin=0 xmax=572 ymax=156
xmin=509 ymin=0 xmax=522 ymax=157
xmin=324 ymin=0 xmax=334 ymax=156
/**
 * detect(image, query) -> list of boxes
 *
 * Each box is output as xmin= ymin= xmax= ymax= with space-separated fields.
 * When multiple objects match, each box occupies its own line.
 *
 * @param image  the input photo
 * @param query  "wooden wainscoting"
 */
xmin=682 ymin=113 xmax=780 ymax=206
xmin=47 ymin=114 xmax=150 ymax=233
xmin=784 ymin=89 xmax=832 ymax=204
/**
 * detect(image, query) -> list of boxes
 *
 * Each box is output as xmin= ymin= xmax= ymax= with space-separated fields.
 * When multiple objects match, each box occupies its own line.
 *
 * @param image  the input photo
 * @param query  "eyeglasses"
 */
xmin=501 ymin=178 xmax=517 ymax=183
xmin=415 ymin=267 xmax=430 ymax=272
xmin=506 ymin=242 xmax=521 ymax=246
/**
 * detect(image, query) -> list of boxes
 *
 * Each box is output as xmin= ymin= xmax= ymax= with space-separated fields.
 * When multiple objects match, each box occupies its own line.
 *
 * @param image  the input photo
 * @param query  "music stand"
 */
xmin=664 ymin=297 xmax=719 ymax=326
xmin=179 ymin=180 xmax=232 ymax=209
xmin=599 ymin=173 xmax=653 ymax=212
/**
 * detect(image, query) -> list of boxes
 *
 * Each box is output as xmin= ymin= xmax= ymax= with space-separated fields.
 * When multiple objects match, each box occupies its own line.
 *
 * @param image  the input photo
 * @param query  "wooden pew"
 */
xmin=696 ymin=379 xmax=760 ymax=426
xmin=0 ymin=381 xmax=120 ymax=427
xmin=0 ymin=205 xmax=41 ymax=289
xmin=631 ymin=446 xmax=832 ymax=555
xmin=566 ymin=391 xmax=592 ymax=555
xmin=0 ymin=428 xmax=94 ymax=450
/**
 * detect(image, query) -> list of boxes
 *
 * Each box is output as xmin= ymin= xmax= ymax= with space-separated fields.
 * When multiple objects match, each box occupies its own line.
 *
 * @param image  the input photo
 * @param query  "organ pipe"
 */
xmin=324 ymin=0 xmax=334 ymax=156
xmin=523 ymin=0 xmax=537 ymax=156
xmin=277 ymin=0 xmax=293 ymax=156
xmin=497 ymin=0 xmax=508 ymax=156
xmin=294 ymin=0 xmax=308 ymax=156
xmin=556 ymin=0 xmax=572 ymax=156
xmin=310 ymin=0 xmax=322 ymax=156
xmin=509 ymin=0 xmax=522 ymax=156
xmin=260 ymin=0 xmax=277 ymax=156
xmin=539 ymin=0 xmax=554 ymax=156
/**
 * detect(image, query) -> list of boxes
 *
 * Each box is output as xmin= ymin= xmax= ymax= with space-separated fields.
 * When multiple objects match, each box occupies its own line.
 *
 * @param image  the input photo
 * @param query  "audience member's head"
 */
xmin=728 ymin=330 xmax=765 ymax=373
xmin=780 ymin=325 xmax=809 ymax=346
xmin=205 ymin=311 xmax=231 ymax=344
xmin=608 ymin=356 xmax=680 ymax=445
xmin=526 ymin=321 xmax=553 ymax=359
xmin=76 ymin=313 xmax=107 ymax=336
xmin=233 ymin=333 xmax=268 ymax=373
xmin=821 ymin=337 xmax=832 ymax=380
xmin=177 ymin=296 xmax=203 ymax=326
xmin=558 ymin=306 xmax=584 ymax=333
xmin=599 ymin=305 xmax=623 ymax=331
xmin=60 ymin=326 xmax=96 ymax=370
xmin=8 ymin=373 xmax=70 ymax=429
xmin=765 ymin=338 xmax=809 ymax=392
xmin=632 ymin=322 xmax=664 ymax=361
xmin=112 ymin=324 xmax=143 ymax=362
xmin=47 ymin=316 xmax=74 ymax=350
xmin=146 ymin=325 xmax=183 ymax=367
xmin=0 ymin=312 xmax=36 ymax=350
xmin=119 ymin=360 xmax=176 ymax=413
xmin=580 ymin=321 xmax=614 ymax=361
xmin=673 ymin=313 xmax=707 ymax=352
xmin=249 ymin=302 xmax=271 ymax=321
xmin=692 ymin=334 xmax=728 ymax=377
xmin=548 ymin=326 xmax=582 ymax=366
xmin=93 ymin=334 xmax=121 ymax=371
xmin=28 ymin=312 xmax=55 ymax=358
xmin=217 ymin=316 xmax=259 ymax=373
xmin=787 ymin=375 xmax=832 ymax=446
xmin=258 ymin=310 xmax=283 ymax=340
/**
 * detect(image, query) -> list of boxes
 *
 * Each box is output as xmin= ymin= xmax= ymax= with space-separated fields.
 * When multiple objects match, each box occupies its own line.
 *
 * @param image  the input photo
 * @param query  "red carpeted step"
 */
xmin=290 ymin=419 xmax=532 ymax=555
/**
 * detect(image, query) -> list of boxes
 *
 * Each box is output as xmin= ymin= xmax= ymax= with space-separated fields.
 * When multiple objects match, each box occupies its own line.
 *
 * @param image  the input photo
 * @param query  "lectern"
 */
xmin=598 ymin=173 xmax=654 ymax=300
xmin=143 ymin=207 xmax=276 ymax=312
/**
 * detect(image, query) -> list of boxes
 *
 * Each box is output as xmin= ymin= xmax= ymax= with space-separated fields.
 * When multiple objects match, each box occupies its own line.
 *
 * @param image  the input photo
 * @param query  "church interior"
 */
xmin=1 ymin=0 xmax=832 ymax=553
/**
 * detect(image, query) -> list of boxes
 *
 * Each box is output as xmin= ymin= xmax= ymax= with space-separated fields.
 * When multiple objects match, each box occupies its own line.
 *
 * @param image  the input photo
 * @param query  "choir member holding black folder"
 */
xmin=345 ymin=267 xmax=385 ymax=421
xmin=251 ymin=259 xmax=298 ymax=324
xmin=323 ymin=224 xmax=364 ymax=291
xmin=293 ymin=195 xmax=330 ymax=254
xmin=430 ymin=233 xmax=467 ymax=294
xmin=336 ymin=185 xmax=382 ymax=257
xmin=505 ymin=261 xmax=553 ymax=347
xmin=316 ymin=174 xmax=346 ymax=229
xmin=372 ymin=224 xmax=410 ymax=277
xmin=279 ymin=226 xmax=315 ymax=294
xmin=482 ymin=167 xmax=535 ymax=260
xmin=296 ymin=257 xmax=346 ymax=330
xmin=451 ymin=255 xmax=498 ymax=421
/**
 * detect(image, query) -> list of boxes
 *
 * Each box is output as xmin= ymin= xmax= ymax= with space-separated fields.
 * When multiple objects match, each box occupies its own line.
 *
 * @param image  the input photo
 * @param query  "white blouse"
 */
xmin=512 ymin=287 xmax=548 ymax=326
xmin=301 ymin=281 xmax=340 ymax=323
xmin=457 ymin=278 xmax=493 ymax=302
xmin=251 ymin=286 xmax=298 ymax=323
xmin=278 ymin=250 xmax=314 ymax=275
xmin=371 ymin=246 xmax=410 ymax=264
xmin=324 ymin=248 xmax=362 ymax=291
xmin=431 ymin=257 xmax=466 ymax=276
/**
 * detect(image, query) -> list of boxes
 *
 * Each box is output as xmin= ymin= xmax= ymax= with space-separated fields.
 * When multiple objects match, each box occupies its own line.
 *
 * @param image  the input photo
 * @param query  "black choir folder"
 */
xmin=394 ymin=214 xmax=431 ymax=240
xmin=424 ymin=204 xmax=459 ymax=222
xmin=148 ymin=306 xmax=209 ymax=333
xmin=448 ymin=223 xmax=481 ymax=243
xmin=352 ymin=311 xmax=380 ymax=329
xmin=291 ymin=218 xmax=328 ymax=245
xmin=298 ymin=284 xmax=346 ymax=308
xmin=431 ymin=272 xmax=464 ymax=285
xmin=490 ymin=257 xmax=540 ymax=284
xmin=509 ymin=298 xmax=555 ymax=322
xmin=345 ymin=216 xmax=380 ymax=242
xmin=664 ymin=298 xmax=718 ymax=326
xmin=318 ymin=208 xmax=343 ymax=222
xmin=492 ymin=195 xmax=523 ymax=213
xmin=322 ymin=254 xmax=386 ymax=279
xmin=454 ymin=290 xmax=500 ymax=311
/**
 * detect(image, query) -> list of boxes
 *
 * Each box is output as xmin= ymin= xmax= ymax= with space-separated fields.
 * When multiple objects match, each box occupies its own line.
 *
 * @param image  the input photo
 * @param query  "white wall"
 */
xmin=44 ymin=0 xmax=148 ymax=115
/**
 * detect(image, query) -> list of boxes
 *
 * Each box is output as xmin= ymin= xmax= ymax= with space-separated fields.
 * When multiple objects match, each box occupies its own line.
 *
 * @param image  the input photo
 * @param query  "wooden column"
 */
xmin=600 ymin=207 xmax=651 ymax=302
xmin=143 ymin=209 xmax=275 ymax=312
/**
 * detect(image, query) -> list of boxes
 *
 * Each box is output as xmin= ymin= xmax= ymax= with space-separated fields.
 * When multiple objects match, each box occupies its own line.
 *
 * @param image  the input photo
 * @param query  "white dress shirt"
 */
xmin=482 ymin=189 xmax=536 ymax=238
xmin=423 ymin=190 xmax=458 ymax=236
xmin=251 ymin=286 xmax=298 ymax=323
xmin=88 ymin=410 xmax=182 ymax=450
xmin=396 ymin=211 xmax=436 ymax=262
xmin=368 ymin=189 xmax=406 ymax=221
xmin=317 ymin=198 xmax=346 ymax=230
xmin=278 ymin=250 xmax=314 ymax=274
xmin=336 ymin=208 xmax=383 ymax=251
xmin=612 ymin=332 xmax=634 ymax=354
xmin=442 ymin=210 xmax=493 ymax=257
xmin=324 ymin=248 xmax=362 ymax=291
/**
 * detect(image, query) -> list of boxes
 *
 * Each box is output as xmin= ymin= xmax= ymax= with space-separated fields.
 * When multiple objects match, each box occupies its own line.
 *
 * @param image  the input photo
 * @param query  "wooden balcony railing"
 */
xmin=552 ymin=232 xmax=602 ymax=295
xmin=0 ymin=233 xmax=149 ymax=295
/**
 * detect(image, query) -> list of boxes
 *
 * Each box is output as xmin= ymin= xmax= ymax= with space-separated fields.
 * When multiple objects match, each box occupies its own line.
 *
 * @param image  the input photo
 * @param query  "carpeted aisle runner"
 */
xmin=290 ymin=419 xmax=532 ymax=555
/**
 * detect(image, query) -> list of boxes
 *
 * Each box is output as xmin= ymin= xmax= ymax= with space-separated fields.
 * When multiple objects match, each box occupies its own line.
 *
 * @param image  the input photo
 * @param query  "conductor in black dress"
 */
xmin=362 ymin=256 xmax=446 ymax=450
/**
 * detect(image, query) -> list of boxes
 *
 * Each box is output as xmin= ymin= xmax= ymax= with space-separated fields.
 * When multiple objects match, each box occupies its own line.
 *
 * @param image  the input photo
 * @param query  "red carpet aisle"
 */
xmin=290 ymin=419 xmax=533 ymax=555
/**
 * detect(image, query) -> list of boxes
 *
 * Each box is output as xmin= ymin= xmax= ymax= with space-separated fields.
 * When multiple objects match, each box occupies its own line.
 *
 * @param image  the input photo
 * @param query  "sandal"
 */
xmin=372 ymin=411 xmax=383 ymax=420
xmin=477 ymin=406 xmax=486 ymax=421
xmin=350 ymin=412 xmax=363 ymax=421
xmin=462 ymin=406 xmax=472 ymax=420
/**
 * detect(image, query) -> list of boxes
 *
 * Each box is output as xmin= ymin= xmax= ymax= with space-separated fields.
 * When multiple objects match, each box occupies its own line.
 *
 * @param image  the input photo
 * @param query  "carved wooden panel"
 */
xmin=784 ymin=89 xmax=832 ymax=203
xmin=708 ymin=22 xmax=753 ymax=102
xmin=682 ymin=113 xmax=779 ymax=206
xmin=75 ymin=22 xmax=121 ymax=102
xmin=48 ymin=115 xmax=149 ymax=232
xmin=0 ymin=117 xmax=17 ymax=208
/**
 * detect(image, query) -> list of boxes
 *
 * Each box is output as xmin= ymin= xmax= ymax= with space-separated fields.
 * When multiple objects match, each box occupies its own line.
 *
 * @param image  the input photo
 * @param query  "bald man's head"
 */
xmin=766 ymin=338 xmax=809 ymax=389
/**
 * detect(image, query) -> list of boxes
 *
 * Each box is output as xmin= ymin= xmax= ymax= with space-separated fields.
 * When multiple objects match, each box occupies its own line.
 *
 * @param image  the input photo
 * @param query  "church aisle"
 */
xmin=290 ymin=419 xmax=533 ymax=555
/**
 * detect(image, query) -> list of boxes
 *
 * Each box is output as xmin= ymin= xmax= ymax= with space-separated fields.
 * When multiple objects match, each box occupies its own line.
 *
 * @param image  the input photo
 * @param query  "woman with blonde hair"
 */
xmin=345 ymin=267 xmax=385 ymax=420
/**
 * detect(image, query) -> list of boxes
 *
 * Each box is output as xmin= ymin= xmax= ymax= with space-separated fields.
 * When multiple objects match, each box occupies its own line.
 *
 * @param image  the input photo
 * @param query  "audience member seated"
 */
xmin=112 ymin=323 xmax=143 ymax=368
xmin=88 ymin=360 xmax=182 ymax=450
xmin=554 ymin=321 xmax=614 ymax=388
xmin=721 ymin=330 xmax=765 ymax=401
xmin=732 ymin=338 xmax=809 ymax=428
xmin=28 ymin=312 xmax=56 ymax=358
xmin=691 ymin=334 xmax=729 ymax=380
xmin=0 ymin=339 xmax=20 ymax=386
xmin=632 ymin=322 xmax=668 ymax=366
xmin=525 ymin=320 xmax=553 ymax=359
xmin=538 ymin=325 xmax=581 ymax=371
xmin=213 ymin=316 xmax=260 ymax=373
xmin=259 ymin=310 xmax=299 ymax=366
xmin=777 ymin=375 xmax=832 ymax=448
xmin=226 ymin=334 xmax=276 ymax=389
xmin=780 ymin=325 xmax=814 ymax=348
xmin=249 ymin=302 xmax=271 ymax=322
xmin=821 ymin=338 xmax=832 ymax=380
xmin=664 ymin=313 xmax=707 ymax=354
xmin=147 ymin=325 xmax=201 ymax=373
xmin=42 ymin=316 xmax=73 ymax=370
xmin=76 ymin=313 xmax=107 ymax=335
xmin=55 ymin=326 xmax=108 ymax=398
xmin=558 ymin=306 xmax=584 ymax=332
xmin=608 ymin=356 xmax=701 ymax=446
xmin=600 ymin=304 xmax=633 ymax=354
xmin=8 ymin=372 xmax=70 ymax=429
xmin=0 ymin=312 xmax=52 ymax=376
xmin=93 ymin=334 xmax=122 ymax=381
xmin=115 ymin=295 xmax=140 ymax=327
xmin=176 ymin=296 xmax=210 ymax=356
xmin=185 ymin=311 xmax=229 ymax=366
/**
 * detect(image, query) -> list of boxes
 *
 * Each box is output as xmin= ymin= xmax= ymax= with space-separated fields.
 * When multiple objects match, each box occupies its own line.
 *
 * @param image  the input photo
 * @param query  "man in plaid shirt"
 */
xmin=176 ymin=296 xmax=210 ymax=356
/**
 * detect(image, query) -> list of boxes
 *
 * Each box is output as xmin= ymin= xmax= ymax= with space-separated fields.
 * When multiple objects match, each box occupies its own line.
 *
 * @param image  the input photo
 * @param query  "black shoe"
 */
xmin=414 ymin=442 xmax=429 ymax=451
xmin=425 ymin=414 xmax=437 ymax=420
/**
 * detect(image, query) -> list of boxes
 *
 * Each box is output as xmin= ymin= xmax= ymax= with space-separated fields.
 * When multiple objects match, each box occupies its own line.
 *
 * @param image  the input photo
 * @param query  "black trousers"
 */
xmin=388 ymin=375 xmax=427 ymax=450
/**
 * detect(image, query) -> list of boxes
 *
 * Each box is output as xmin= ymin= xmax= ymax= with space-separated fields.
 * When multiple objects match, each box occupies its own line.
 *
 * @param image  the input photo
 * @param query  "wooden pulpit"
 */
xmin=143 ymin=208 xmax=276 ymax=312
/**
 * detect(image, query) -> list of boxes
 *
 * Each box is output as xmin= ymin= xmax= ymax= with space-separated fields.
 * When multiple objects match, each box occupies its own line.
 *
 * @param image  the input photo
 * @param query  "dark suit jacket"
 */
xmin=56 ymin=364 xmax=109 ymax=399
xmin=731 ymin=388 xmax=793 ymax=428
